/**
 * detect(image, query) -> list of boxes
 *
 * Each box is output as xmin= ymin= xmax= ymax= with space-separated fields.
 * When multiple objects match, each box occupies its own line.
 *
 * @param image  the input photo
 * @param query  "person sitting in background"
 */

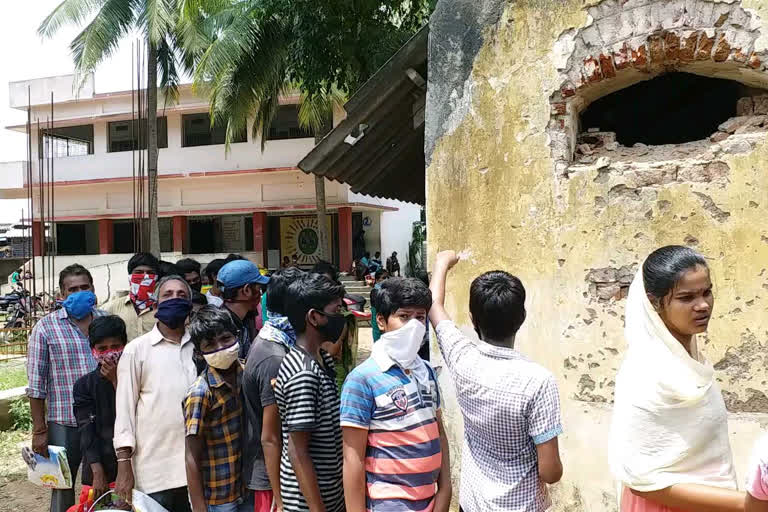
xmin=370 ymin=252 xmax=383 ymax=272
xmin=218 ymin=260 xmax=270 ymax=360
xmin=291 ymin=254 xmax=299 ymax=267
xmin=281 ymin=256 xmax=291 ymax=269
xmin=114 ymin=276 xmax=197 ymax=511
xmin=73 ymin=315 xmax=127 ymax=501
xmin=177 ymin=258 xmax=203 ymax=293
xmin=204 ymin=259 xmax=226 ymax=308
xmin=341 ymin=277 xmax=451 ymax=512
xmin=386 ymin=252 xmax=401 ymax=277
xmin=184 ymin=306 xmax=245 ymax=512
xmin=360 ymin=252 xmax=371 ymax=272
xmin=274 ymin=273 xmax=346 ymax=512
xmin=243 ymin=267 xmax=304 ymax=512
xmin=103 ymin=253 xmax=160 ymax=341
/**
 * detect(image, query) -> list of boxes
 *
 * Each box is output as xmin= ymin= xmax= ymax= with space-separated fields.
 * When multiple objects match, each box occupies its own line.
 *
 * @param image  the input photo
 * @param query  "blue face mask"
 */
xmin=62 ymin=290 xmax=96 ymax=320
xmin=155 ymin=298 xmax=193 ymax=329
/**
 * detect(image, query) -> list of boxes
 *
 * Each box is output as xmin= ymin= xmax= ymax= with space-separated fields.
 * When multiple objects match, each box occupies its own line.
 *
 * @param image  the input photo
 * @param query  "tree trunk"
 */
xmin=314 ymin=125 xmax=331 ymax=261
xmin=146 ymin=42 xmax=161 ymax=257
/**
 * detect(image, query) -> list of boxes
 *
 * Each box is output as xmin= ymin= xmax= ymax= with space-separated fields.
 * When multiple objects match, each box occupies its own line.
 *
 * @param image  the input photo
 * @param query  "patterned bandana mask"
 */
xmin=259 ymin=309 xmax=297 ymax=347
xmin=129 ymin=273 xmax=158 ymax=314
xmin=92 ymin=348 xmax=123 ymax=366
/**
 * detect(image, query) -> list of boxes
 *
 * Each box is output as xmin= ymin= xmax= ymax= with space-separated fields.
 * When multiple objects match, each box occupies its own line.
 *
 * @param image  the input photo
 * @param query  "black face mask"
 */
xmin=314 ymin=311 xmax=347 ymax=342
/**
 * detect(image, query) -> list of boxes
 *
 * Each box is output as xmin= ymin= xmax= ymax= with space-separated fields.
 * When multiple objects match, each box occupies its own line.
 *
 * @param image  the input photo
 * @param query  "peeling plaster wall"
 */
xmin=426 ymin=0 xmax=768 ymax=509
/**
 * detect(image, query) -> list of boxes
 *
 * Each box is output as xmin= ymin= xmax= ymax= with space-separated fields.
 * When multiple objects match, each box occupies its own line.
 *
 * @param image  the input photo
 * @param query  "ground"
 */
xmin=0 ymin=327 xmax=375 ymax=511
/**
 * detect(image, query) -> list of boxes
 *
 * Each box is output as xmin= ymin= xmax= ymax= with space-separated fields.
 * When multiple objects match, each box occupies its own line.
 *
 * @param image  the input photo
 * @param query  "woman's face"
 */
xmin=655 ymin=265 xmax=714 ymax=339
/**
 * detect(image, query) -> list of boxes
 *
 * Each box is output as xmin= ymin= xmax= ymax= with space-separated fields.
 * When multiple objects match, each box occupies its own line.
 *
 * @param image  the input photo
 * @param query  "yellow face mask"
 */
xmin=201 ymin=284 xmax=212 ymax=295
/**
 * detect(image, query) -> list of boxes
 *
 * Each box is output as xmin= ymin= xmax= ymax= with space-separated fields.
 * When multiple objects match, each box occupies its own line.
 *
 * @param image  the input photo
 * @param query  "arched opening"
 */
xmin=580 ymin=73 xmax=748 ymax=146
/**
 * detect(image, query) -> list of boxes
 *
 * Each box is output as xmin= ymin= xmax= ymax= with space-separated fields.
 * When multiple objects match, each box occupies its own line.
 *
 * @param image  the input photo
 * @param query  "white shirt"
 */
xmin=113 ymin=324 xmax=196 ymax=494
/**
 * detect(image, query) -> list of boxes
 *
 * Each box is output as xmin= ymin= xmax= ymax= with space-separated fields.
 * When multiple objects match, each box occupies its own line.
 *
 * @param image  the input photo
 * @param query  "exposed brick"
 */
xmin=599 ymin=53 xmax=617 ymax=78
xmin=679 ymin=30 xmax=700 ymax=62
xmin=649 ymin=34 xmax=665 ymax=64
xmin=583 ymin=56 xmax=603 ymax=83
xmin=612 ymin=41 xmax=632 ymax=70
xmin=713 ymin=34 xmax=731 ymax=62
xmin=561 ymin=85 xmax=576 ymax=98
xmin=748 ymin=53 xmax=762 ymax=69
xmin=552 ymin=102 xmax=567 ymax=115
xmin=664 ymin=31 xmax=681 ymax=61
xmin=631 ymin=43 xmax=649 ymax=71
xmin=696 ymin=31 xmax=715 ymax=60
xmin=731 ymin=48 xmax=750 ymax=63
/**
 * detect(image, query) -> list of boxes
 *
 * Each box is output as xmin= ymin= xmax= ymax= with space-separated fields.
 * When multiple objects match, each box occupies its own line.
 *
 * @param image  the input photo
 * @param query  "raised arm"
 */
xmin=428 ymin=251 xmax=460 ymax=327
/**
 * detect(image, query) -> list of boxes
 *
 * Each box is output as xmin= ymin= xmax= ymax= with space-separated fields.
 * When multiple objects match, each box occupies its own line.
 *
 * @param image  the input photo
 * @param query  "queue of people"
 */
xmin=23 ymin=245 xmax=768 ymax=512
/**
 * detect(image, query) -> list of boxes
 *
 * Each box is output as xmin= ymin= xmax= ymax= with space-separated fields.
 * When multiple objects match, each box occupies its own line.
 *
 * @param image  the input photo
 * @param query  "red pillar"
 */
xmin=338 ymin=207 xmax=353 ymax=273
xmin=172 ymin=216 xmax=187 ymax=253
xmin=98 ymin=219 xmax=114 ymax=254
xmin=32 ymin=221 xmax=43 ymax=257
xmin=253 ymin=212 xmax=267 ymax=267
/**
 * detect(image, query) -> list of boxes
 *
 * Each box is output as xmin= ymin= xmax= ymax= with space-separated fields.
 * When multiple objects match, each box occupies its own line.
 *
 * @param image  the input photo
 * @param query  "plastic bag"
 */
xmin=23 ymin=445 xmax=72 ymax=489
xmin=130 ymin=490 xmax=170 ymax=512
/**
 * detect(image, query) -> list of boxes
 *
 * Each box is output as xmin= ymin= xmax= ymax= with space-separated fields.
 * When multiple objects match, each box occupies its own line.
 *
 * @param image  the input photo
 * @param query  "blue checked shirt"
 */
xmin=435 ymin=320 xmax=563 ymax=512
xmin=183 ymin=364 xmax=243 ymax=505
xmin=26 ymin=307 xmax=105 ymax=427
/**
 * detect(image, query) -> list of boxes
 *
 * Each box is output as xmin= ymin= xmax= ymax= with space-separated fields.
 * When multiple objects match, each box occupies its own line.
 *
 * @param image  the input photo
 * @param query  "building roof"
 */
xmin=298 ymin=26 xmax=427 ymax=205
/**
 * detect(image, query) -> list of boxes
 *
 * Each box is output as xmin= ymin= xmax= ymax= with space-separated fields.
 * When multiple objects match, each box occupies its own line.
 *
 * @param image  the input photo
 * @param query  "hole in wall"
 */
xmin=580 ymin=73 xmax=748 ymax=146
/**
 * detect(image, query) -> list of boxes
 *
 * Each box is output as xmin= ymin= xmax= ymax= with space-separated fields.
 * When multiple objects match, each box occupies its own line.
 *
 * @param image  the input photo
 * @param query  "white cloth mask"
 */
xmin=206 ymin=291 xmax=224 ymax=308
xmin=203 ymin=342 xmax=240 ymax=370
xmin=373 ymin=319 xmax=429 ymax=384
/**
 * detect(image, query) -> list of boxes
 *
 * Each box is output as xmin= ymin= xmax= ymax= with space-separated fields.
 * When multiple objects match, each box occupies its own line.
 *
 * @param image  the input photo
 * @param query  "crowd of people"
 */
xmin=22 ymin=244 xmax=768 ymax=512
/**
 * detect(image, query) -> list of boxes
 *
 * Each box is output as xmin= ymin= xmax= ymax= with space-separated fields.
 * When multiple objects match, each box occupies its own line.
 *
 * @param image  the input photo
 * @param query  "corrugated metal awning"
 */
xmin=298 ymin=26 xmax=427 ymax=205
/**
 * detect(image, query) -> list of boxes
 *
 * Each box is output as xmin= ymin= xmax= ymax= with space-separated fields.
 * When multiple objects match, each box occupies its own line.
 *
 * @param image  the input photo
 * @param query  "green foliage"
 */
xmin=9 ymin=397 xmax=32 ymax=432
xmin=0 ymin=366 xmax=27 ymax=392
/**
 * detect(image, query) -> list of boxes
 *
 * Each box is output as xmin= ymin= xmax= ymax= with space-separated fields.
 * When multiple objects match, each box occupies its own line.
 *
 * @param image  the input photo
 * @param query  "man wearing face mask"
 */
xmin=340 ymin=278 xmax=451 ymax=512
xmin=274 ymin=273 xmax=347 ymax=512
xmin=217 ymin=260 xmax=270 ymax=361
xmin=26 ymin=264 xmax=106 ymax=512
xmin=114 ymin=275 xmax=197 ymax=511
xmin=103 ymin=252 xmax=161 ymax=341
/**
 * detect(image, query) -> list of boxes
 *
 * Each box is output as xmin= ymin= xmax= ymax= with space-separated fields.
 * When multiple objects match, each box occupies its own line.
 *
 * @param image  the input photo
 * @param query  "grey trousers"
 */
xmin=47 ymin=422 xmax=82 ymax=512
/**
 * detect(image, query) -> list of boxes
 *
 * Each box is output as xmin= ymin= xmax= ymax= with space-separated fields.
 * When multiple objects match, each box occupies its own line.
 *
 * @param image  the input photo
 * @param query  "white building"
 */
xmin=0 ymin=74 xmax=420 ymax=295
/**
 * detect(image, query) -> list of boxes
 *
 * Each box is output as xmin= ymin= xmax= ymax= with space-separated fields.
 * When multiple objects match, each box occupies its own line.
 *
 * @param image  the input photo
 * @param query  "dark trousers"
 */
xmin=149 ymin=486 xmax=192 ymax=512
xmin=48 ymin=422 xmax=82 ymax=512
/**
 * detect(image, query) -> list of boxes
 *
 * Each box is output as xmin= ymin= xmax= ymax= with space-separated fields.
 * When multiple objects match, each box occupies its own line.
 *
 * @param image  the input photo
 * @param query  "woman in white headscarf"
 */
xmin=609 ymin=245 xmax=744 ymax=512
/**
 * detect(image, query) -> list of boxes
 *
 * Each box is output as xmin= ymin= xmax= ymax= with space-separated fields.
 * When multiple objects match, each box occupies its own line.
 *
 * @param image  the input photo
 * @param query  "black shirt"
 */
xmin=242 ymin=336 xmax=289 ymax=490
xmin=72 ymin=368 xmax=118 ymax=485
xmin=225 ymin=306 xmax=258 ymax=361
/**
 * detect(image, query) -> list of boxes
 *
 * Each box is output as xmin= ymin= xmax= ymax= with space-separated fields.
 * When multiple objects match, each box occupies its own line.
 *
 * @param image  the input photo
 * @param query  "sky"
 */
xmin=0 ymin=2 xmax=140 ymax=223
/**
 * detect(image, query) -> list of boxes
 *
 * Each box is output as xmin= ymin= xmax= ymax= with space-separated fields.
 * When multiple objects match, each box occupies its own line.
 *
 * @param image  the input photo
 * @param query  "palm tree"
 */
xmin=39 ymin=0 xmax=187 ymax=257
xmin=186 ymin=4 xmax=346 ymax=261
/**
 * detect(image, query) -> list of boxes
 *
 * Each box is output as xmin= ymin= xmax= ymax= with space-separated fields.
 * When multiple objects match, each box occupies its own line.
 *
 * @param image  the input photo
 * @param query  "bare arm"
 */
xmin=27 ymin=323 xmax=49 ymax=457
xmin=536 ymin=437 xmax=563 ymax=484
xmin=261 ymin=404 xmax=284 ymax=512
xmin=185 ymin=435 xmax=207 ymax=512
xmin=428 ymin=251 xmax=459 ymax=327
xmin=29 ymin=398 xmax=48 ymax=456
xmin=746 ymin=493 xmax=768 ymax=512
xmin=342 ymin=427 xmax=368 ymax=512
xmin=287 ymin=431 xmax=326 ymax=512
xmin=433 ymin=411 xmax=452 ymax=512
xmin=632 ymin=485 xmax=745 ymax=512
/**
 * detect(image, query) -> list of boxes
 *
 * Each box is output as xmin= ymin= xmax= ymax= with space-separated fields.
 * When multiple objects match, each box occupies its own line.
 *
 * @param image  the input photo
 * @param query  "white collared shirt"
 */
xmin=113 ymin=324 xmax=196 ymax=494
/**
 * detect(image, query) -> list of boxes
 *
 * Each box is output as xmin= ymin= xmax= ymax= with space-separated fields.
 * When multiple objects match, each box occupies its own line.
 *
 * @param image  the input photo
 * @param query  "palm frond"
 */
xmin=157 ymin=35 xmax=181 ymax=106
xmin=38 ymin=0 xmax=102 ymax=39
xmin=297 ymin=84 xmax=347 ymax=134
xmin=137 ymin=0 xmax=177 ymax=46
xmin=69 ymin=0 xmax=136 ymax=86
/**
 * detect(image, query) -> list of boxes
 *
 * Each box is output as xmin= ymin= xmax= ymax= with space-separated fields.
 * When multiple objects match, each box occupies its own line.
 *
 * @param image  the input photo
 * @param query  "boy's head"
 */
xmin=469 ymin=271 xmax=527 ymax=343
xmin=188 ymin=305 xmax=239 ymax=356
xmin=285 ymin=273 xmax=346 ymax=339
xmin=88 ymin=315 xmax=128 ymax=360
xmin=311 ymin=260 xmax=339 ymax=284
xmin=374 ymin=269 xmax=389 ymax=284
xmin=266 ymin=267 xmax=305 ymax=316
xmin=373 ymin=277 xmax=432 ymax=334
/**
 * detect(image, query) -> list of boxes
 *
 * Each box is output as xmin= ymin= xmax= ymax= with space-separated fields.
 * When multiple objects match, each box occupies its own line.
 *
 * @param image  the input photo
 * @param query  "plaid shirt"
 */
xmin=26 ymin=308 xmax=105 ymax=427
xmin=183 ymin=364 xmax=244 ymax=505
xmin=435 ymin=320 xmax=563 ymax=512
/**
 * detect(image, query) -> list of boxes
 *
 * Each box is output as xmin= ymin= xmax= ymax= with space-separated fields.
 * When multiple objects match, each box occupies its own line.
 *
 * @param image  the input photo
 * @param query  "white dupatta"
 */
xmin=608 ymin=271 xmax=737 ymax=492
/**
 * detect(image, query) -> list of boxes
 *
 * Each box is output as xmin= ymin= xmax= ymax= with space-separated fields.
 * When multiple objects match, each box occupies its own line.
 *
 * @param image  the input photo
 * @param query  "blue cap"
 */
xmin=217 ymin=260 xmax=270 ymax=290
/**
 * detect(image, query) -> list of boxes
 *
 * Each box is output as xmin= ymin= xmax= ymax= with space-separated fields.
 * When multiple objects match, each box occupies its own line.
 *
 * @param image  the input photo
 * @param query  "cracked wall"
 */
xmin=426 ymin=0 xmax=768 ymax=509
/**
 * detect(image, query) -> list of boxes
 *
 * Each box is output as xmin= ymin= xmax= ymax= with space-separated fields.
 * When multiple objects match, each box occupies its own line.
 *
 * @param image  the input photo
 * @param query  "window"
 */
xmin=267 ymin=105 xmax=316 ymax=140
xmin=182 ymin=113 xmax=246 ymax=147
xmin=107 ymin=117 xmax=168 ymax=152
xmin=39 ymin=125 xmax=94 ymax=158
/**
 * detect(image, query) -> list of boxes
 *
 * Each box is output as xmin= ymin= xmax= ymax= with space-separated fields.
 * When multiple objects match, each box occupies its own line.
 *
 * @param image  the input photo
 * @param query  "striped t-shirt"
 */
xmin=340 ymin=350 xmax=442 ymax=511
xmin=274 ymin=346 xmax=344 ymax=512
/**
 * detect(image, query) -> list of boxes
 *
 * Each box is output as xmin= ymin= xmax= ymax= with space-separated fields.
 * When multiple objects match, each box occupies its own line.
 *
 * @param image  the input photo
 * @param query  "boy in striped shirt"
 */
xmin=341 ymin=278 xmax=452 ymax=512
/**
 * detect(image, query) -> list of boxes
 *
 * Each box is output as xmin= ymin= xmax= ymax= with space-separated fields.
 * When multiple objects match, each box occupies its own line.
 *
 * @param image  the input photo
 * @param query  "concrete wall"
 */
xmin=426 ymin=0 xmax=768 ymax=509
